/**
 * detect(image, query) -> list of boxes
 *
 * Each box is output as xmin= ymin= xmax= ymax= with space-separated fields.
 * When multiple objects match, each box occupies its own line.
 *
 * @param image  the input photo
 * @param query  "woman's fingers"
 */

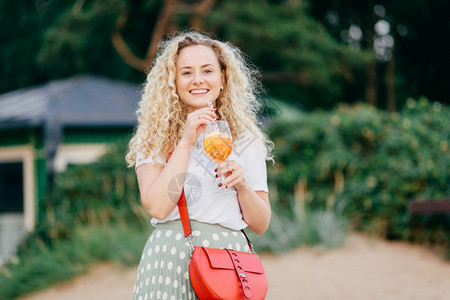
xmin=217 ymin=161 xmax=246 ymax=189
xmin=192 ymin=107 xmax=217 ymax=123
xmin=182 ymin=107 xmax=218 ymax=145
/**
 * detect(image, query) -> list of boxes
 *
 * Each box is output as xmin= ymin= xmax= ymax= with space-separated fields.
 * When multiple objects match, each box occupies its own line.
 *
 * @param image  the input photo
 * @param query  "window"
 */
xmin=0 ymin=162 xmax=23 ymax=213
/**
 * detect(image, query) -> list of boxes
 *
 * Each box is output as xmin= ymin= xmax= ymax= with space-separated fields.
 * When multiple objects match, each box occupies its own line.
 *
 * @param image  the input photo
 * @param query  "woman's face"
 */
xmin=175 ymin=45 xmax=224 ymax=112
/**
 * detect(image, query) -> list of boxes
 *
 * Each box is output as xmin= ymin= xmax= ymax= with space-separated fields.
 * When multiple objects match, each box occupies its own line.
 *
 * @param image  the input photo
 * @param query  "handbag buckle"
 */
xmin=186 ymin=236 xmax=194 ymax=257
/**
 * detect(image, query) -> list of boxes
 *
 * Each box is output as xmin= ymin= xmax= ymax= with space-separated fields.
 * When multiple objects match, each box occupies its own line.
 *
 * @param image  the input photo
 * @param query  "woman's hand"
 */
xmin=216 ymin=160 xmax=247 ymax=191
xmin=217 ymin=160 xmax=271 ymax=234
xmin=180 ymin=107 xmax=217 ymax=146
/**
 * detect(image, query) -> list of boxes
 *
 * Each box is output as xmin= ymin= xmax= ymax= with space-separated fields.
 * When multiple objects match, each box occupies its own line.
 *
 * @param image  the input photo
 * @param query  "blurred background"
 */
xmin=0 ymin=0 xmax=449 ymax=299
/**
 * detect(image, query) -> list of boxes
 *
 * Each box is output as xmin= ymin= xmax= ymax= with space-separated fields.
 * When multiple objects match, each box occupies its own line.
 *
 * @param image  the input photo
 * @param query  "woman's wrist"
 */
xmin=178 ymin=138 xmax=194 ymax=148
xmin=235 ymin=181 xmax=251 ymax=193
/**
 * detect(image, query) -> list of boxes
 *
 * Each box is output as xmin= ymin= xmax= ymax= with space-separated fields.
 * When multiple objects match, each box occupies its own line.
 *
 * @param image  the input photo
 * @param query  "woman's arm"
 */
xmin=136 ymin=106 xmax=217 ymax=220
xmin=136 ymin=140 xmax=191 ymax=220
xmin=217 ymin=162 xmax=271 ymax=234
xmin=236 ymin=187 xmax=271 ymax=234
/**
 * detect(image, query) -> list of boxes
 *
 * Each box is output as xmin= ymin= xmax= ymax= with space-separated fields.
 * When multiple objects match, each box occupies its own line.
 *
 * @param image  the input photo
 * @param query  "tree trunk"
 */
xmin=145 ymin=0 xmax=179 ymax=62
xmin=189 ymin=0 xmax=215 ymax=30
xmin=112 ymin=0 xmax=179 ymax=73
xmin=358 ymin=2 xmax=378 ymax=107
xmin=72 ymin=0 xmax=86 ymax=15
xmin=364 ymin=23 xmax=377 ymax=107
xmin=112 ymin=11 xmax=147 ymax=72
xmin=385 ymin=56 xmax=397 ymax=111
xmin=366 ymin=60 xmax=377 ymax=106
xmin=262 ymin=71 xmax=309 ymax=85
xmin=111 ymin=0 xmax=219 ymax=73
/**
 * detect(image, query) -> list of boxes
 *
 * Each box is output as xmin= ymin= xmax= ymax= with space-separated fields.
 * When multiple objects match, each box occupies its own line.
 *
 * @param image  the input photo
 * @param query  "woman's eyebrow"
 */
xmin=179 ymin=64 xmax=214 ymax=70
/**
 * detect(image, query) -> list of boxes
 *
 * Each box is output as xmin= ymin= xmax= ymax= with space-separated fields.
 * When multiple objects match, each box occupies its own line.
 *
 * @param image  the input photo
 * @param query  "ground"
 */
xmin=19 ymin=233 xmax=450 ymax=300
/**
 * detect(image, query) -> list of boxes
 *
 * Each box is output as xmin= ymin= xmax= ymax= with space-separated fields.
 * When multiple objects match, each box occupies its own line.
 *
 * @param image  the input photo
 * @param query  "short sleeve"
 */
xmin=236 ymin=138 xmax=268 ymax=193
xmin=135 ymin=151 xmax=166 ymax=169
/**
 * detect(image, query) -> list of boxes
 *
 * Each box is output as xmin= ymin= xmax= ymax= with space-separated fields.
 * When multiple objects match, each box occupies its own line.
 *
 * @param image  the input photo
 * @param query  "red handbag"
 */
xmin=177 ymin=190 xmax=268 ymax=300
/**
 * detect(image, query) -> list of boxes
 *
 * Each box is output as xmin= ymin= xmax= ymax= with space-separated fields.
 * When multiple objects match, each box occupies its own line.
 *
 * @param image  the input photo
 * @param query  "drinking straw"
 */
xmin=208 ymin=102 xmax=219 ymax=131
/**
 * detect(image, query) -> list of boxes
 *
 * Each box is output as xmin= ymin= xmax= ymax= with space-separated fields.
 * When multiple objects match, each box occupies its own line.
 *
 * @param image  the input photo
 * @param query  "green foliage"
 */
xmin=251 ymin=201 xmax=350 ymax=254
xmin=37 ymin=0 xmax=125 ymax=78
xmin=0 ymin=0 xmax=371 ymax=110
xmin=0 ymin=1 xmax=46 ymax=93
xmin=1 ymin=97 xmax=448 ymax=298
xmin=0 ymin=0 xmax=147 ymax=94
xmin=207 ymin=0 xmax=371 ymax=109
xmin=2 ymin=0 xmax=450 ymax=110
xmin=0 ymin=142 xmax=151 ymax=299
xmin=0 ymin=222 xmax=149 ymax=299
xmin=310 ymin=0 xmax=450 ymax=107
xmin=35 ymin=142 xmax=147 ymax=241
xmin=268 ymin=97 xmax=450 ymax=248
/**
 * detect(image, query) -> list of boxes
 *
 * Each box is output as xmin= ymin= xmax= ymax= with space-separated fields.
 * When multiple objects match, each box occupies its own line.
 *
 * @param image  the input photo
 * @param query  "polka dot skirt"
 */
xmin=133 ymin=220 xmax=252 ymax=300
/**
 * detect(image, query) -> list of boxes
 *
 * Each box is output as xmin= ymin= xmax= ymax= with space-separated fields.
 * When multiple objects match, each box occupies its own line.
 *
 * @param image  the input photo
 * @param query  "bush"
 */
xmin=0 ymin=141 xmax=152 ymax=299
xmin=268 ymin=97 xmax=450 ymax=250
xmin=34 ymin=141 xmax=148 ymax=242
xmin=3 ymin=97 xmax=447 ymax=299
xmin=251 ymin=201 xmax=349 ymax=254
xmin=0 ymin=222 xmax=149 ymax=299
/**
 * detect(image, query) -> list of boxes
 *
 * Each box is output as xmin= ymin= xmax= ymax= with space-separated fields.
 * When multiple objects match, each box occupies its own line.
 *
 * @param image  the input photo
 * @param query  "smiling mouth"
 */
xmin=190 ymin=89 xmax=208 ymax=95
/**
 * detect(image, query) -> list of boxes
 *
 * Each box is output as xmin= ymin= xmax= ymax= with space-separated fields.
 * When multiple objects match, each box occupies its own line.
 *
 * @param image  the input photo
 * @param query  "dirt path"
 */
xmin=19 ymin=233 xmax=450 ymax=300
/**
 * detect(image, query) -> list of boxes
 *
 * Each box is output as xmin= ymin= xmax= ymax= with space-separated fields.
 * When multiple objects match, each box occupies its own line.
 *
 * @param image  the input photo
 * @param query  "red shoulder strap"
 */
xmin=178 ymin=189 xmax=192 ymax=238
xmin=166 ymin=152 xmax=192 ymax=238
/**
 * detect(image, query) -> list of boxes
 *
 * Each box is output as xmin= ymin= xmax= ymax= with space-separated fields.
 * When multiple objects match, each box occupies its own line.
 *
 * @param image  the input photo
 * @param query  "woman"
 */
xmin=126 ymin=31 xmax=273 ymax=300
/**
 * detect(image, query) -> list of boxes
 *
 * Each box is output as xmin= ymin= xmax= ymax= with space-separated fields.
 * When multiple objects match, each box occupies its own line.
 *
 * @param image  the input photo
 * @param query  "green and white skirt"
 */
xmin=133 ymin=220 xmax=253 ymax=300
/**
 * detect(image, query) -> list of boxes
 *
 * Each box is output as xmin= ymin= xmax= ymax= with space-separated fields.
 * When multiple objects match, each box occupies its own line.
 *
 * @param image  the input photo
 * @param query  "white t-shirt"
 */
xmin=135 ymin=134 xmax=268 ymax=231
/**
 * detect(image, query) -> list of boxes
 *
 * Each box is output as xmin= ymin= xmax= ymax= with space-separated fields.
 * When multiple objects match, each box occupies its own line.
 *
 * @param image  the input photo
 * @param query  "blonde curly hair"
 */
xmin=125 ymin=31 xmax=273 ymax=167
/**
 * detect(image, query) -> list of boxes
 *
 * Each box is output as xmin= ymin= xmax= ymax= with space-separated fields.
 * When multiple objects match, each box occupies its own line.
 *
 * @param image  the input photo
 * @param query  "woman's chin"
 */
xmin=188 ymin=99 xmax=211 ymax=109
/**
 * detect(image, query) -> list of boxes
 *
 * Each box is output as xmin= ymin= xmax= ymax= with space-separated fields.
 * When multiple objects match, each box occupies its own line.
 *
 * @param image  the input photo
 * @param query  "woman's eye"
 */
xmin=204 ymin=69 xmax=213 ymax=74
xmin=182 ymin=71 xmax=192 ymax=76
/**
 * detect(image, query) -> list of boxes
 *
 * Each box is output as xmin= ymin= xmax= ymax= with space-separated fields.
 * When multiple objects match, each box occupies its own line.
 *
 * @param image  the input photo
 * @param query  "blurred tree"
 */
xmin=310 ymin=0 xmax=450 ymax=110
xmin=1 ymin=0 xmax=447 ymax=110
xmin=0 ymin=1 xmax=46 ymax=92
xmin=0 ymin=0 xmax=369 ymax=110
xmin=0 ymin=0 xmax=141 ymax=90
xmin=389 ymin=0 xmax=450 ymax=108
xmin=38 ymin=1 xmax=124 ymax=77
xmin=0 ymin=0 xmax=217 ymax=92
xmin=36 ymin=0 xmax=145 ymax=82
xmin=111 ymin=0 xmax=216 ymax=72
xmin=206 ymin=0 xmax=371 ymax=109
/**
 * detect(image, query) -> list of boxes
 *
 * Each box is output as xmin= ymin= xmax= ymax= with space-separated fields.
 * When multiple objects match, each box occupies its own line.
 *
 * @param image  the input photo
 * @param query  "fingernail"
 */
xmin=215 ymin=174 xmax=218 ymax=178
xmin=214 ymin=168 xmax=218 ymax=172
xmin=225 ymin=186 xmax=228 ymax=189
xmin=218 ymin=183 xmax=222 ymax=187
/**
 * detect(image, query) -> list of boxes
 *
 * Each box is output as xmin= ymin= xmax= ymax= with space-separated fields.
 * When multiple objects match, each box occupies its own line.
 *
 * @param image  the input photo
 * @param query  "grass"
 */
xmin=249 ymin=202 xmax=350 ymax=254
xmin=0 ymin=221 xmax=152 ymax=300
xmin=0 ymin=206 xmax=350 ymax=299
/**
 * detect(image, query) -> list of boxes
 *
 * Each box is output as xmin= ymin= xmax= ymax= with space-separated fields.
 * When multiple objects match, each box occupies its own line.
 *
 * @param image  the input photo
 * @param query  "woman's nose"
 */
xmin=193 ymin=71 xmax=204 ymax=84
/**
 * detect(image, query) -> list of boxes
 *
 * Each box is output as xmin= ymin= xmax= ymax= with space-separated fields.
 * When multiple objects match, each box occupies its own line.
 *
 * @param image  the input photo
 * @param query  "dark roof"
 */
xmin=0 ymin=75 xmax=141 ymax=129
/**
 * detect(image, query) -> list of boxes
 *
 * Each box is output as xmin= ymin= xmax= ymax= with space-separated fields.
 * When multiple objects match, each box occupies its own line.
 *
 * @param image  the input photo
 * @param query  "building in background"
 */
xmin=0 ymin=75 xmax=140 ymax=264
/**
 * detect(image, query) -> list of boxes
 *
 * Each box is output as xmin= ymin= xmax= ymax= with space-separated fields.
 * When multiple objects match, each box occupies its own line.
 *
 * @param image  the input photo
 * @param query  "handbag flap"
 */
xmin=202 ymin=247 xmax=264 ymax=274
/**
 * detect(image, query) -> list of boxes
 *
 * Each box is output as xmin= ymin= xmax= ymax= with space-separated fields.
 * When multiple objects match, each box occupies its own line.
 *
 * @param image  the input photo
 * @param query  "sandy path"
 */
xmin=19 ymin=233 xmax=450 ymax=300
